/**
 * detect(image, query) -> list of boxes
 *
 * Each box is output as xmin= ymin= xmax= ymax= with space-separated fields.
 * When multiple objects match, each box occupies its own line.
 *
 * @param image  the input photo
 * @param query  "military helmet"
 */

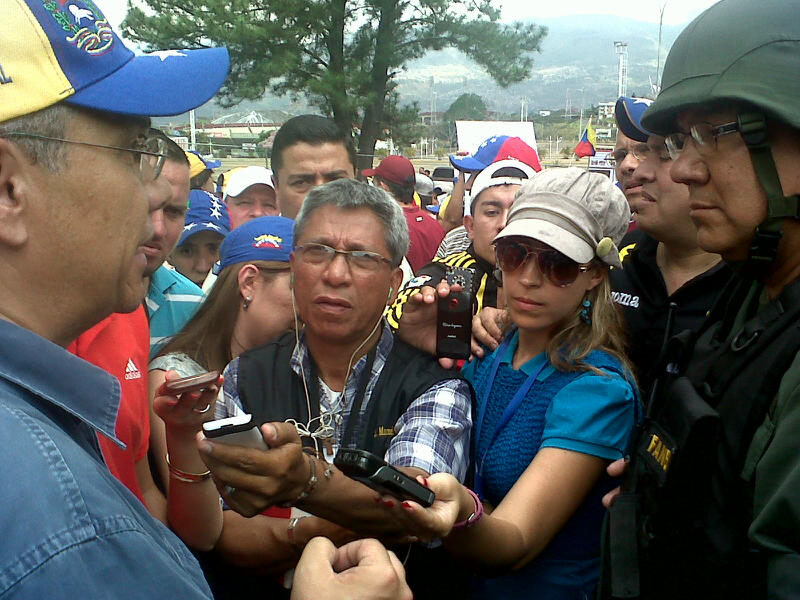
xmin=643 ymin=0 xmax=800 ymax=134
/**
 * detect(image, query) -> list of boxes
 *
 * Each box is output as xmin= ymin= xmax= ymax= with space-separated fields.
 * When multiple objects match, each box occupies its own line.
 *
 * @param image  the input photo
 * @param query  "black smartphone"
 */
xmin=436 ymin=267 xmax=474 ymax=359
xmin=334 ymin=448 xmax=435 ymax=507
xmin=202 ymin=414 xmax=269 ymax=450
xmin=165 ymin=370 xmax=220 ymax=393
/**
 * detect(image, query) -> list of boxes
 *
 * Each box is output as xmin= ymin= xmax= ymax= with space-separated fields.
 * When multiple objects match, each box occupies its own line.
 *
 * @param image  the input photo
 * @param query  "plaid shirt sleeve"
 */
xmin=216 ymin=357 xmax=245 ymax=420
xmin=384 ymin=378 xmax=473 ymax=482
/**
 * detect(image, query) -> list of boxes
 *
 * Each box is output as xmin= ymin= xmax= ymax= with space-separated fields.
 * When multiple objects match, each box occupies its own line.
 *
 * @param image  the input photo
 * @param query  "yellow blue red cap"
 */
xmin=1 ymin=0 xmax=229 ymax=123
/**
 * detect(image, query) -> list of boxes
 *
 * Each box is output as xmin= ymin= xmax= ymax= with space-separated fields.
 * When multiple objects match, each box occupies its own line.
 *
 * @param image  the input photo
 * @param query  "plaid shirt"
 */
xmin=219 ymin=323 xmax=472 ymax=481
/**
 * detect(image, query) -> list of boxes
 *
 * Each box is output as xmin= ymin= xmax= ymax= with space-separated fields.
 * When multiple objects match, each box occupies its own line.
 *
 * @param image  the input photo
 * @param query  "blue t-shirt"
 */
xmin=462 ymin=330 xmax=639 ymax=599
xmin=146 ymin=265 xmax=204 ymax=358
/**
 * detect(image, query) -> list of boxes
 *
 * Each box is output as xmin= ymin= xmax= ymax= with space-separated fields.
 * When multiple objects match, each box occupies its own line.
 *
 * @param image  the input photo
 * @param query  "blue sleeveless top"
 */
xmin=462 ymin=330 xmax=640 ymax=599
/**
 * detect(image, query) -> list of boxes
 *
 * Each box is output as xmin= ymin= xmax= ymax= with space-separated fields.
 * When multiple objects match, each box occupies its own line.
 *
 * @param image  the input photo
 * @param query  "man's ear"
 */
xmin=0 ymin=139 xmax=31 ymax=248
xmin=389 ymin=267 xmax=403 ymax=304
xmin=463 ymin=214 xmax=475 ymax=240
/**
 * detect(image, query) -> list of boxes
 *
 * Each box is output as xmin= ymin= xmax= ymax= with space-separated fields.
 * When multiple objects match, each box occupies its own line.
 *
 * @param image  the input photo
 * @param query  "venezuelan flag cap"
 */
xmin=0 ymin=0 xmax=230 ymax=124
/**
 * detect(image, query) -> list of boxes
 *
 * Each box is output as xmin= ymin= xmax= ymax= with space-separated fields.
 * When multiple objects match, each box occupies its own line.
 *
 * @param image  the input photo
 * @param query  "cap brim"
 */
xmin=449 ymin=154 xmax=486 ymax=172
xmin=67 ymin=48 xmax=230 ymax=117
xmin=179 ymin=223 xmax=227 ymax=247
xmin=205 ymin=159 xmax=222 ymax=169
xmin=494 ymin=219 xmax=596 ymax=265
xmin=361 ymin=168 xmax=378 ymax=177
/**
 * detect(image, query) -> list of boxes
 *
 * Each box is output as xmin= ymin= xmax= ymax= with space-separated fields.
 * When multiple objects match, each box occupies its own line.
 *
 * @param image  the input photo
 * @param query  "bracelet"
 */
xmin=287 ymin=516 xmax=305 ymax=548
xmin=165 ymin=453 xmax=212 ymax=483
xmin=452 ymin=488 xmax=484 ymax=530
xmin=289 ymin=453 xmax=318 ymax=506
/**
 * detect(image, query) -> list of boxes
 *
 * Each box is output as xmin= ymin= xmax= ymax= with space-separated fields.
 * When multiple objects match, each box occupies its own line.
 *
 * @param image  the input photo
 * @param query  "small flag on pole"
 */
xmin=573 ymin=118 xmax=597 ymax=158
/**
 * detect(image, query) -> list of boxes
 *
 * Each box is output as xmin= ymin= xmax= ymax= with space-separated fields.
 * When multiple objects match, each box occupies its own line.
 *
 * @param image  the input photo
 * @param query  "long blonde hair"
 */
xmin=502 ymin=264 xmax=634 ymax=380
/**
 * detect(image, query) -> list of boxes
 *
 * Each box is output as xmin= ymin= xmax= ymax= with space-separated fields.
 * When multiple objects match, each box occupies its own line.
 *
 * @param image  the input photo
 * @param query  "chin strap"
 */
xmin=739 ymin=112 xmax=800 ymax=267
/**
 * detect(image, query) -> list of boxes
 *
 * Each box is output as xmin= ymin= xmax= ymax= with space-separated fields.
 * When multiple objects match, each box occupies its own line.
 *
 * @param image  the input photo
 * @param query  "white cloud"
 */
xmin=97 ymin=0 xmax=128 ymax=29
xmin=500 ymin=0 xmax=719 ymax=25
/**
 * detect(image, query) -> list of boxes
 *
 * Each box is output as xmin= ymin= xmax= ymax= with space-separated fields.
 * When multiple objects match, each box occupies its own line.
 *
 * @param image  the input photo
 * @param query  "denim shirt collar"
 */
xmin=0 ymin=319 xmax=122 ymax=444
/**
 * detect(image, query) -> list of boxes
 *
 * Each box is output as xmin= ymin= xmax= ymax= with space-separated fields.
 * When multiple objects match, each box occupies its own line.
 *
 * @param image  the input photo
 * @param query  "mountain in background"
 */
xmin=156 ymin=14 xmax=686 ymax=126
xmin=397 ymin=14 xmax=686 ymax=115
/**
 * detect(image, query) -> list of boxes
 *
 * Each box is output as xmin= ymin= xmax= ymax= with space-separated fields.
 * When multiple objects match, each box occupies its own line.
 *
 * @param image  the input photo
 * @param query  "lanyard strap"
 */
xmin=474 ymin=338 xmax=547 ymax=498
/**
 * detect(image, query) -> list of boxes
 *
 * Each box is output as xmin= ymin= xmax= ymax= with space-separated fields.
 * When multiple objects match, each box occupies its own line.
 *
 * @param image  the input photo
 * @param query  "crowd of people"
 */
xmin=2 ymin=0 xmax=800 ymax=598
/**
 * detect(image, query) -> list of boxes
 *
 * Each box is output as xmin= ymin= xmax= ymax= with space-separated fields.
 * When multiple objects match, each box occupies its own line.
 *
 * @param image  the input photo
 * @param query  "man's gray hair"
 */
xmin=0 ymin=104 xmax=73 ymax=172
xmin=294 ymin=178 xmax=409 ymax=267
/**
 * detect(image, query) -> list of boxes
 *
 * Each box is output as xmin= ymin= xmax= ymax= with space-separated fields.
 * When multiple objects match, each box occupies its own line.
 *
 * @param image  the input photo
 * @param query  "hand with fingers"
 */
xmin=378 ymin=472 xmax=470 ymax=543
xmin=601 ymin=458 xmax=629 ymax=508
xmin=198 ymin=421 xmax=310 ymax=517
xmin=470 ymin=306 xmax=508 ymax=359
xmin=291 ymin=537 xmax=412 ymax=600
xmin=394 ymin=279 xmax=466 ymax=369
xmin=153 ymin=370 xmax=222 ymax=434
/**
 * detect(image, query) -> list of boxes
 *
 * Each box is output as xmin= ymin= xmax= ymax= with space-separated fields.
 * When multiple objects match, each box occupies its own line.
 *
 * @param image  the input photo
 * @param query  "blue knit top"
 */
xmin=462 ymin=330 xmax=640 ymax=598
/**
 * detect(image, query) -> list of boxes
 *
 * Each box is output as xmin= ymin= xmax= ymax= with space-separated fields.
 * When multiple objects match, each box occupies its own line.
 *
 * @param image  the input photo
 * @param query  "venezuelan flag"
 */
xmin=573 ymin=119 xmax=597 ymax=158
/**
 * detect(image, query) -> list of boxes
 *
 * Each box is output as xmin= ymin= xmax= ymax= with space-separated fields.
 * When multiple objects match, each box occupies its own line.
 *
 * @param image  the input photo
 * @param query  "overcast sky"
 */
xmin=104 ymin=0 xmax=720 ymax=31
xmin=500 ymin=0 xmax=719 ymax=24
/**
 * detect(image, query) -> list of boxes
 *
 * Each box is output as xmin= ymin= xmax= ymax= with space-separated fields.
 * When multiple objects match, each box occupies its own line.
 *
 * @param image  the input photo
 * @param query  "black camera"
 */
xmin=436 ymin=267 xmax=474 ymax=359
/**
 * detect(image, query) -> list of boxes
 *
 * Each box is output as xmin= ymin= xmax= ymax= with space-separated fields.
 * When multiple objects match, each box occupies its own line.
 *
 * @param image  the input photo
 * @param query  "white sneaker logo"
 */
xmin=124 ymin=358 xmax=142 ymax=380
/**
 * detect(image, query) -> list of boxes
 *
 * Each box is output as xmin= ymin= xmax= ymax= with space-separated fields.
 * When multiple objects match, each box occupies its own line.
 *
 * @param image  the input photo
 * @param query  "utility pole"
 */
xmin=656 ymin=1 xmax=668 ymax=93
xmin=189 ymin=109 xmax=196 ymax=150
xmin=614 ymin=42 xmax=629 ymax=98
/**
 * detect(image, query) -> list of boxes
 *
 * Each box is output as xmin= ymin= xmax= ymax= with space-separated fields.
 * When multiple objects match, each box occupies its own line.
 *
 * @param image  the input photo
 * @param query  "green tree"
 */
xmin=434 ymin=92 xmax=488 ymax=145
xmin=123 ymin=0 xmax=547 ymax=170
xmin=444 ymin=93 xmax=488 ymax=121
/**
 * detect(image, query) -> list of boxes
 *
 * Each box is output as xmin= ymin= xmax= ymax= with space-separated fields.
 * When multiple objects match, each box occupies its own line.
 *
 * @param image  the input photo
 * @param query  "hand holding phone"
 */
xmin=202 ymin=414 xmax=269 ymax=450
xmin=164 ymin=370 xmax=220 ymax=393
xmin=436 ymin=267 xmax=474 ymax=359
xmin=334 ymin=448 xmax=434 ymax=507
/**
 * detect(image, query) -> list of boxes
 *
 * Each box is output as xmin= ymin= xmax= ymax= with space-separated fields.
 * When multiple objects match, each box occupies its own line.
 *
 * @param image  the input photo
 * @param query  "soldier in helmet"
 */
xmin=601 ymin=1 xmax=800 ymax=599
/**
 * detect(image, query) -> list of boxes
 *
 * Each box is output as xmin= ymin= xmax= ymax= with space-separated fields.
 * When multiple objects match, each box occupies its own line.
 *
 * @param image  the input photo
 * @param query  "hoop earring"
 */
xmin=580 ymin=297 xmax=592 ymax=325
xmin=243 ymin=296 xmax=252 ymax=311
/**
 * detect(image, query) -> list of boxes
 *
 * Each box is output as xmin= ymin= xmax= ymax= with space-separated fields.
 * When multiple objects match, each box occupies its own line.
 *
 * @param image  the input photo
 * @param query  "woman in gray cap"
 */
xmin=396 ymin=167 xmax=640 ymax=599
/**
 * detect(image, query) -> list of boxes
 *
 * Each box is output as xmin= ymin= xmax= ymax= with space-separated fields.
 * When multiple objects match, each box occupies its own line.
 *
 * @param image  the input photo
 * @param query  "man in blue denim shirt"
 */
xmin=0 ymin=1 xmax=229 ymax=597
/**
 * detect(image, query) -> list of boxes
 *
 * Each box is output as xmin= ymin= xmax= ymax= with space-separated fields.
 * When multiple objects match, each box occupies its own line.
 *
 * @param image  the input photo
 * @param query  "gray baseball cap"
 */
xmin=494 ymin=167 xmax=630 ymax=269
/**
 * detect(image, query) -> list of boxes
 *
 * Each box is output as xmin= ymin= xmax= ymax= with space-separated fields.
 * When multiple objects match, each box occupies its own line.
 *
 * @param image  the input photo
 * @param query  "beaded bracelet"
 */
xmin=452 ymin=487 xmax=484 ymax=530
xmin=165 ymin=453 xmax=212 ymax=483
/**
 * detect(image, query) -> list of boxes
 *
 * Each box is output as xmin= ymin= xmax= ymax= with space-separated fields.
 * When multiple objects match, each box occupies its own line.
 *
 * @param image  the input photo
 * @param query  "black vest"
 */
xmin=601 ymin=277 xmax=800 ymax=600
xmin=237 ymin=330 xmax=466 ymax=456
xmin=237 ymin=330 xmax=473 ymax=600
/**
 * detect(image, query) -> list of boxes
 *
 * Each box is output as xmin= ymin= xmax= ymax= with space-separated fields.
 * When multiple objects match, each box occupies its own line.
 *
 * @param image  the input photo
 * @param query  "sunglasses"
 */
xmin=494 ymin=239 xmax=592 ymax=287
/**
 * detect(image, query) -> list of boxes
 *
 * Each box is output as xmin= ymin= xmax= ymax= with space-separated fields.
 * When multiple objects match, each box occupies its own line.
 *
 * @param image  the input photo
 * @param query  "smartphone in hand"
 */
xmin=202 ymin=414 xmax=269 ymax=450
xmin=334 ymin=448 xmax=434 ymax=507
xmin=164 ymin=370 xmax=220 ymax=394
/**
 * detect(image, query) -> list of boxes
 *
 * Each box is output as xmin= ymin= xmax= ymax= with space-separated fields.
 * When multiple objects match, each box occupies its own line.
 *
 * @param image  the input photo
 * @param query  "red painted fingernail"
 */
xmin=422 ymin=477 xmax=429 ymax=488
xmin=382 ymin=500 xmax=394 ymax=508
xmin=374 ymin=496 xmax=382 ymax=503
xmin=402 ymin=501 xmax=412 ymax=509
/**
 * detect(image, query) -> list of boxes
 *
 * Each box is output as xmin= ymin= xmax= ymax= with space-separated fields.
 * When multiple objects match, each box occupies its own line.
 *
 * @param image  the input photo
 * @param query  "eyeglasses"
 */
xmin=293 ymin=242 xmax=393 ymax=273
xmin=494 ymin=239 xmax=592 ymax=287
xmin=610 ymin=142 xmax=669 ymax=165
xmin=664 ymin=121 xmax=739 ymax=160
xmin=3 ymin=132 xmax=169 ymax=182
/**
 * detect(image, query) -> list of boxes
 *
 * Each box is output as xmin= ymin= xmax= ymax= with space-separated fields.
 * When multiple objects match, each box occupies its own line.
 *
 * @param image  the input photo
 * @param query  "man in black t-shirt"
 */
xmin=610 ymin=96 xmax=731 ymax=394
